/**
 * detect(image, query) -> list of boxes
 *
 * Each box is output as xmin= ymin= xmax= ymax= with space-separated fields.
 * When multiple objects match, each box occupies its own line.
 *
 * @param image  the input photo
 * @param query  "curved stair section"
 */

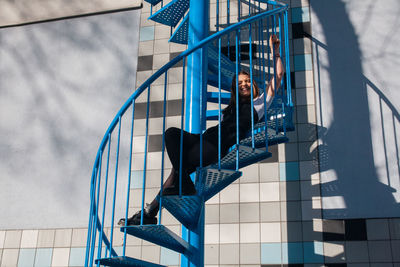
xmin=86 ymin=1 xmax=292 ymax=266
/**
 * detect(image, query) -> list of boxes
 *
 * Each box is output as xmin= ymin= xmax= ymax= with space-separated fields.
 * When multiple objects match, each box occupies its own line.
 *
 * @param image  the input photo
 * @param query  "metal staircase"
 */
xmin=85 ymin=0 xmax=293 ymax=266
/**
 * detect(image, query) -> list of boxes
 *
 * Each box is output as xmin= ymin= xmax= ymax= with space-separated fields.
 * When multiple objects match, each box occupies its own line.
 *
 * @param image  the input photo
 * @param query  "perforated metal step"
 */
xmin=144 ymin=0 xmax=163 ymax=5
xmin=196 ymin=168 xmax=242 ymax=201
xmin=169 ymin=13 xmax=189 ymax=44
xmin=149 ymin=0 xmax=189 ymax=27
xmin=212 ymin=145 xmax=272 ymax=170
xmin=159 ymin=195 xmax=203 ymax=230
xmin=207 ymin=73 xmax=232 ymax=91
xmin=121 ymin=225 xmax=190 ymax=254
xmin=241 ymin=126 xmax=288 ymax=148
xmin=208 ymin=44 xmax=236 ymax=83
xmin=96 ymin=256 xmax=166 ymax=267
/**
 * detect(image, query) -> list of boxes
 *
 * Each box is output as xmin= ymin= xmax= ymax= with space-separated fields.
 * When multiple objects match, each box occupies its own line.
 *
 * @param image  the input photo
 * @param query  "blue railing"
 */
xmin=86 ymin=1 xmax=291 ymax=266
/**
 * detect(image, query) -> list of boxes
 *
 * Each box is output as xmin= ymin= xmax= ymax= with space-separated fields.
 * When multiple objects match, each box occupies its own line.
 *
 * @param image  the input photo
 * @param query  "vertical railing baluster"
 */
xmin=278 ymin=13 xmax=287 ymax=136
xmin=179 ymin=58 xmax=186 ymax=196
xmin=122 ymin=100 xmax=135 ymax=256
xmin=216 ymin=0 xmax=219 ymax=32
xmin=110 ymin=117 xmax=122 ymax=251
xmin=141 ymin=87 xmax=151 ymax=225
xmin=98 ymin=134 xmax=112 ymax=262
xmin=85 ymin=169 xmax=97 ymax=267
xmin=235 ymin=29 xmax=240 ymax=170
xmin=284 ymin=10 xmax=292 ymax=106
xmin=261 ymin=16 xmax=269 ymax=151
xmin=218 ymin=37 xmax=222 ymax=170
xmin=249 ymin=21 xmax=255 ymax=149
xmin=158 ymin=72 xmax=169 ymax=223
xmin=272 ymin=14 xmax=278 ymax=134
xmin=94 ymin=153 xmax=103 ymax=266
xmin=88 ymin=167 xmax=98 ymax=267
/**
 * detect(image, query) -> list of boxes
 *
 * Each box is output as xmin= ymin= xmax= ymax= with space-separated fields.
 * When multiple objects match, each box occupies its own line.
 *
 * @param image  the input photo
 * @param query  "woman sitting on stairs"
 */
xmin=118 ymin=34 xmax=284 ymax=226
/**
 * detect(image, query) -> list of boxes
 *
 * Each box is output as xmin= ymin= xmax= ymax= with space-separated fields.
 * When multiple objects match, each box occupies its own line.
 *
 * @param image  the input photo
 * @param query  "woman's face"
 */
xmin=238 ymin=74 xmax=257 ymax=99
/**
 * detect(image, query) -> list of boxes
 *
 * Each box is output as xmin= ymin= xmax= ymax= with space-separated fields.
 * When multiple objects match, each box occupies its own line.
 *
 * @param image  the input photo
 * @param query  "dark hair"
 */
xmin=223 ymin=70 xmax=260 ymax=116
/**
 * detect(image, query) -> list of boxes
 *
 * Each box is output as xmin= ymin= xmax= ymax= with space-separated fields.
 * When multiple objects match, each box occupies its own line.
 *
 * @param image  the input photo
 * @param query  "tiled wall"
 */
xmin=1 ymin=0 xmax=400 ymax=267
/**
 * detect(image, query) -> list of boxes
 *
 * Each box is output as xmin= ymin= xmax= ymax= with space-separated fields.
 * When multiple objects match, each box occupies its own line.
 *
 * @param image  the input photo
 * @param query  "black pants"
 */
xmin=165 ymin=127 xmax=219 ymax=175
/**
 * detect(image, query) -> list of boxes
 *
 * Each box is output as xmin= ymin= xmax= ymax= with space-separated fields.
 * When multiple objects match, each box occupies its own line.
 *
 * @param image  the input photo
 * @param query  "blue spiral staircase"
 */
xmin=85 ymin=0 xmax=293 ymax=266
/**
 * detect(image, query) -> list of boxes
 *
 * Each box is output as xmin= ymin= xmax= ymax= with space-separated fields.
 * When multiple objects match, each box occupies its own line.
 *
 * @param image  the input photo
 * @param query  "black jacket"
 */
xmin=203 ymin=102 xmax=259 ymax=155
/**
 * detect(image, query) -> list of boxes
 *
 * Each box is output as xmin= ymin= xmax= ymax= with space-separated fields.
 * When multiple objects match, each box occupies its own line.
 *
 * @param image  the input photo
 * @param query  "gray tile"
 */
xmin=280 ymin=181 xmax=301 ymax=201
xmin=298 ymin=141 xmax=319 ymax=161
xmin=220 ymin=244 xmax=239 ymax=264
xmin=366 ymin=219 xmax=390 ymax=240
xmin=260 ymin=202 xmax=280 ymax=222
xmin=220 ymin=203 xmax=239 ymax=223
xmin=345 ymin=241 xmax=369 ymax=263
xmin=137 ymin=55 xmax=153 ymax=71
xmin=297 ymin=123 xmax=317 ymax=142
xmin=205 ymin=204 xmax=219 ymax=224
xmin=296 ymin=104 xmax=316 ymax=124
xmin=391 ymin=240 xmax=400 ymax=262
xmin=240 ymin=203 xmax=260 ymax=223
xmin=148 ymin=134 xmax=163 ymax=152
xmin=389 ymin=218 xmax=400 ymax=239
xmin=169 ymin=52 xmax=184 ymax=68
xmin=259 ymin=143 xmax=278 ymax=163
xmin=167 ymin=100 xmax=183 ymax=116
xmin=300 ymin=180 xmax=321 ymax=200
xmin=281 ymin=201 xmax=302 ymax=221
xmin=302 ymin=220 xmax=323 ymax=242
xmin=370 ymin=264 xmax=393 ymax=267
xmin=240 ymin=243 xmax=260 ymax=264
xmin=281 ymin=221 xmax=303 ymax=242
xmin=368 ymin=240 xmax=393 ymax=262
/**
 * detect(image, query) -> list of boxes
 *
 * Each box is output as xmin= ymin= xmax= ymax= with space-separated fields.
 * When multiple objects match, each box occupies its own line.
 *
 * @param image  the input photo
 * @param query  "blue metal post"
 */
xmin=182 ymin=0 xmax=209 ymax=266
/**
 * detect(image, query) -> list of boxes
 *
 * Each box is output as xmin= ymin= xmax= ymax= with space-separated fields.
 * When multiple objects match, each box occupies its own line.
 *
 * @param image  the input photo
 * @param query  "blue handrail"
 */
xmin=86 ymin=2 xmax=289 ymax=263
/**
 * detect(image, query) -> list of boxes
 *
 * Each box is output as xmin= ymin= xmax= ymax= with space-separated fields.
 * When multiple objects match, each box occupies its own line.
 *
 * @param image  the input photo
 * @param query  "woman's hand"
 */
xmin=269 ymin=34 xmax=280 ymax=55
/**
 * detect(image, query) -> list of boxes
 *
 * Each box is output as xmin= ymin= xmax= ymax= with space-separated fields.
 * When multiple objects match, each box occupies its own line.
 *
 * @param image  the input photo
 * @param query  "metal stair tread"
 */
xmin=96 ymin=256 xmax=166 ymax=267
xmin=169 ymin=13 xmax=189 ymax=44
xmin=158 ymin=195 xmax=203 ymax=230
xmin=149 ymin=0 xmax=190 ymax=27
xmin=196 ymin=168 xmax=242 ymax=201
xmin=120 ymin=225 xmax=190 ymax=254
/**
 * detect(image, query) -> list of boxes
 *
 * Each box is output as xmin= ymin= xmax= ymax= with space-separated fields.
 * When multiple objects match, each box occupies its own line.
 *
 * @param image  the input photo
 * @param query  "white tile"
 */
xmin=205 ymin=224 xmax=219 ymax=244
xmin=125 ymin=246 xmax=141 ymax=259
xmin=259 ymin=163 xmax=279 ymax=182
xmin=205 ymin=244 xmax=219 ymax=265
xmin=20 ymin=230 xmax=38 ymax=248
xmin=4 ymin=231 xmax=21 ymax=249
xmin=138 ymin=41 xmax=154 ymax=56
xmin=219 ymin=224 xmax=239 ymax=244
xmin=240 ymin=183 xmax=260 ymax=202
xmin=220 ymin=184 xmax=239 ymax=203
xmin=240 ymin=243 xmax=261 ymax=264
xmin=324 ymin=241 xmax=346 ymax=263
xmin=51 ymin=248 xmax=70 ymax=267
xmin=54 ymin=229 xmax=72 ymax=248
xmin=154 ymin=25 xmax=171 ymax=40
xmin=219 ymin=244 xmax=239 ymax=264
xmin=152 ymin=53 xmax=170 ymax=70
xmin=1 ymin=249 xmax=19 ymax=267
xmin=141 ymin=246 xmax=160 ymax=264
xmin=154 ymin=39 xmax=170 ymax=54
xmin=240 ymin=223 xmax=260 ymax=243
xmin=260 ymin=182 xmax=280 ymax=202
xmin=37 ymin=230 xmax=55 ymax=248
xmin=0 ymin=231 xmax=5 ymax=248
xmin=240 ymin=164 xmax=259 ymax=183
xmin=260 ymin=222 xmax=281 ymax=242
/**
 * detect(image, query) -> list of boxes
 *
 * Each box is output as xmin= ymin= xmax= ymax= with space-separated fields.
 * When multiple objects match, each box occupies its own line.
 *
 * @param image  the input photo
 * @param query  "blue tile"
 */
xmin=140 ymin=26 xmax=155 ymax=42
xmin=18 ymin=249 xmax=36 ymax=267
xmin=34 ymin=248 xmax=52 ymax=267
xmin=303 ymin=241 xmax=324 ymax=263
xmin=261 ymin=243 xmax=282 ymax=264
xmin=279 ymin=162 xmax=299 ymax=181
xmin=294 ymin=54 xmax=312 ymax=71
xmin=69 ymin=248 xmax=86 ymax=267
xmin=282 ymin=242 xmax=303 ymax=264
xmin=291 ymin=7 xmax=310 ymax=23
xmin=160 ymin=247 xmax=179 ymax=266
xmin=131 ymin=170 xmax=144 ymax=189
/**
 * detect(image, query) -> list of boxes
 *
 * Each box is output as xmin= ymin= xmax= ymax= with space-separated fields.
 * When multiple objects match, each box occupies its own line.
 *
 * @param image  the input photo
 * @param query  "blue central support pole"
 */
xmin=182 ymin=0 xmax=209 ymax=266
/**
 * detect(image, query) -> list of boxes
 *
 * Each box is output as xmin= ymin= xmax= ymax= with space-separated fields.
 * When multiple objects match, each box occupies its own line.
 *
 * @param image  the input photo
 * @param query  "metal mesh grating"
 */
xmin=169 ymin=13 xmax=189 ymax=44
xmin=122 ymin=225 xmax=189 ymax=254
xmin=214 ymin=145 xmax=272 ymax=170
xmin=149 ymin=0 xmax=189 ymax=27
xmin=161 ymin=196 xmax=203 ymax=230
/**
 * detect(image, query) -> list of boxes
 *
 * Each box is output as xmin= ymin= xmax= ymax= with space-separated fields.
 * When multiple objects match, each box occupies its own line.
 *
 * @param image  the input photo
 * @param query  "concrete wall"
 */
xmin=311 ymin=0 xmax=400 ymax=218
xmin=0 ymin=9 xmax=140 ymax=229
xmin=0 ymin=0 xmax=142 ymax=27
